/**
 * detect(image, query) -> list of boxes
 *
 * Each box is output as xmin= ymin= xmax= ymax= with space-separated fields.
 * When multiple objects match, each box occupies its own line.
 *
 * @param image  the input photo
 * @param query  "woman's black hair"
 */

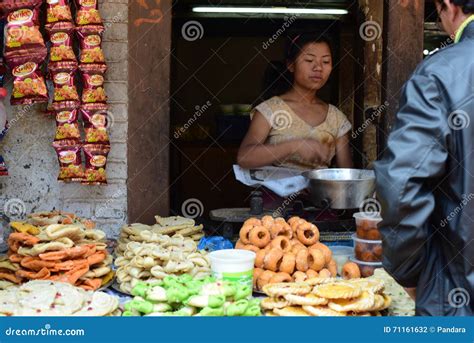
xmin=260 ymin=33 xmax=334 ymax=101
xmin=436 ymin=0 xmax=474 ymax=13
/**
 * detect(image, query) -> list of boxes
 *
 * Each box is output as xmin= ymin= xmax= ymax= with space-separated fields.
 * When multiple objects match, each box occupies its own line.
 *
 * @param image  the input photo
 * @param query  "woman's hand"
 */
xmin=292 ymin=138 xmax=330 ymax=164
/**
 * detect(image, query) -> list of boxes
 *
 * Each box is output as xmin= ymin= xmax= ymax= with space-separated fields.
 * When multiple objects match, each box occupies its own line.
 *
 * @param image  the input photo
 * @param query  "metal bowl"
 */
xmin=302 ymin=168 xmax=376 ymax=209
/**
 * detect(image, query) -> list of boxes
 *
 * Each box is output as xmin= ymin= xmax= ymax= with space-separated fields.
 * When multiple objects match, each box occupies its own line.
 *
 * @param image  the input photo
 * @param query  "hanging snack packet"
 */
xmin=3 ymin=0 xmax=47 ymax=67
xmin=0 ymin=86 xmax=8 ymax=176
xmin=10 ymin=61 xmax=48 ymax=105
xmin=54 ymin=108 xmax=81 ymax=142
xmin=81 ymin=70 xmax=106 ymax=104
xmin=75 ymin=0 xmax=103 ymax=29
xmin=82 ymin=143 xmax=110 ymax=184
xmin=48 ymin=29 xmax=77 ymax=71
xmin=53 ymin=140 xmax=84 ymax=182
xmin=77 ymin=29 xmax=106 ymax=71
xmin=51 ymin=69 xmax=80 ymax=109
xmin=81 ymin=104 xmax=109 ymax=144
xmin=45 ymin=0 xmax=74 ymax=32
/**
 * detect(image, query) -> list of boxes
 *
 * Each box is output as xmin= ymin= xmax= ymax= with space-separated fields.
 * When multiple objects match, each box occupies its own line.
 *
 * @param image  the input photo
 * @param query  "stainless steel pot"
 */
xmin=302 ymin=168 xmax=376 ymax=209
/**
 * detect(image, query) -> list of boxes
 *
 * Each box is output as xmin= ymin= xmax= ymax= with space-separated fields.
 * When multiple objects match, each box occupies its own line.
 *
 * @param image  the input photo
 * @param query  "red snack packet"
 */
xmin=82 ymin=71 xmax=106 ymax=104
xmin=54 ymin=108 xmax=81 ymax=142
xmin=82 ymin=143 xmax=110 ymax=184
xmin=46 ymin=0 xmax=74 ymax=32
xmin=75 ymin=0 xmax=103 ymax=28
xmin=11 ymin=61 xmax=48 ymax=105
xmin=53 ymin=140 xmax=84 ymax=182
xmin=51 ymin=69 xmax=80 ymax=109
xmin=3 ymin=3 xmax=47 ymax=67
xmin=77 ymin=30 xmax=106 ymax=70
xmin=48 ymin=29 xmax=78 ymax=71
xmin=81 ymin=103 xmax=109 ymax=144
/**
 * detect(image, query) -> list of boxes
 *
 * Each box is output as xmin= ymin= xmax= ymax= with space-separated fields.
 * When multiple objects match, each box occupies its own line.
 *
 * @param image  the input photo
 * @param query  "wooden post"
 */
xmin=356 ymin=0 xmax=384 ymax=167
xmin=380 ymin=0 xmax=425 ymax=154
xmin=128 ymin=0 xmax=172 ymax=223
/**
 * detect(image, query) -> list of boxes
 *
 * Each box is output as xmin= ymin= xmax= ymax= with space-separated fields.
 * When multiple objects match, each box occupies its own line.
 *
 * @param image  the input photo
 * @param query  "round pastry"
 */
xmin=269 ymin=272 xmax=293 ymax=284
xmin=263 ymin=248 xmax=284 ymax=272
xmin=261 ymin=215 xmax=274 ymax=228
xmin=318 ymin=268 xmax=332 ymax=279
xmin=270 ymin=223 xmax=293 ymax=240
xmin=308 ymin=249 xmax=325 ymax=271
xmin=235 ymin=239 xmax=245 ymax=249
xmin=292 ymin=271 xmax=308 ymax=283
xmin=295 ymin=249 xmax=310 ymax=272
xmin=241 ymin=244 xmax=260 ymax=253
xmin=239 ymin=224 xmax=253 ymax=245
xmin=279 ymin=253 xmax=296 ymax=274
xmin=255 ymin=249 xmax=267 ymax=268
xmin=342 ymin=262 xmax=361 ymax=280
xmin=309 ymin=242 xmax=332 ymax=264
xmin=248 ymin=226 xmax=271 ymax=248
xmin=296 ymin=223 xmax=320 ymax=246
xmin=327 ymin=259 xmax=338 ymax=277
xmin=243 ymin=218 xmax=261 ymax=227
xmin=257 ymin=270 xmax=275 ymax=290
xmin=253 ymin=268 xmax=264 ymax=288
xmin=306 ymin=269 xmax=319 ymax=279
xmin=270 ymin=236 xmax=292 ymax=253
xmin=287 ymin=216 xmax=301 ymax=225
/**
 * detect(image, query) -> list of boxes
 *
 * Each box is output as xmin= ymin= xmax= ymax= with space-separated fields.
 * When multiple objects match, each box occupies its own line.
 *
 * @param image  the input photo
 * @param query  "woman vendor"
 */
xmin=237 ymin=33 xmax=353 ymax=171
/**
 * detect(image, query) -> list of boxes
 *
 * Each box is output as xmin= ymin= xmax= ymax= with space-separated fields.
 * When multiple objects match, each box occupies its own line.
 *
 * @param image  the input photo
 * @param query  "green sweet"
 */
xmin=221 ymin=283 xmax=237 ymax=298
xmin=199 ymin=306 xmax=225 ymax=316
xmin=234 ymin=284 xmax=252 ymax=301
xmin=166 ymin=285 xmax=189 ymax=303
xmin=202 ymin=276 xmax=216 ymax=284
xmin=131 ymin=282 xmax=150 ymax=298
xmin=122 ymin=310 xmax=136 ymax=317
xmin=185 ymin=281 xmax=203 ymax=296
xmin=163 ymin=276 xmax=180 ymax=288
xmin=249 ymin=298 xmax=261 ymax=307
xmin=243 ymin=304 xmax=262 ymax=316
xmin=130 ymin=299 xmax=154 ymax=314
xmin=178 ymin=274 xmax=193 ymax=283
xmin=226 ymin=299 xmax=249 ymax=316
xmin=208 ymin=294 xmax=226 ymax=308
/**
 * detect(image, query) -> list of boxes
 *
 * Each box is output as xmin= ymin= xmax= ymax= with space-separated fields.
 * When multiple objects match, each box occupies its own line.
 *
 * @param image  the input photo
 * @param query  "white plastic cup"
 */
xmin=209 ymin=249 xmax=256 ymax=288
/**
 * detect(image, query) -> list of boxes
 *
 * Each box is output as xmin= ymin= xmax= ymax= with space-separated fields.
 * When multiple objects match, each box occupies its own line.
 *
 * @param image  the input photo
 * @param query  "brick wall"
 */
xmin=0 ymin=0 xmax=128 ymax=238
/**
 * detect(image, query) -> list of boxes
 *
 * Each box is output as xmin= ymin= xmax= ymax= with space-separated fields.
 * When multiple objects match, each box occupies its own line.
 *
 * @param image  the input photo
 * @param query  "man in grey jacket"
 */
xmin=374 ymin=0 xmax=474 ymax=315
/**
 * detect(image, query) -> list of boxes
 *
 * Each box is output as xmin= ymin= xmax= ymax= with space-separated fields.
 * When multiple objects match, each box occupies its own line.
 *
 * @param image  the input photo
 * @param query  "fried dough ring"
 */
xmin=270 ymin=223 xmax=293 ymax=240
xmin=239 ymin=224 xmax=253 ymax=245
xmin=261 ymin=215 xmax=274 ymax=228
xmin=318 ymin=268 xmax=332 ymax=279
xmin=309 ymin=242 xmax=332 ymax=264
xmin=255 ymin=249 xmax=267 ymax=268
xmin=296 ymin=223 xmax=320 ymax=246
xmin=257 ymin=270 xmax=275 ymax=290
xmin=263 ymin=248 xmax=284 ymax=272
xmin=292 ymin=271 xmax=307 ymax=282
xmin=295 ymin=249 xmax=310 ymax=272
xmin=327 ymin=259 xmax=337 ymax=277
xmin=235 ymin=239 xmax=245 ymax=249
xmin=243 ymin=218 xmax=261 ymax=227
xmin=308 ymin=248 xmax=325 ymax=271
xmin=249 ymin=226 xmax=271 ymax=248
xmin=279 ymin=253 xmax=296 ymax=274
xmin=287 ymin=216 xmax=301 ymax=225
xmin=342 ymin=262 xmax=361 ymax=280
xmin=270 ymin=236 xmax=292 ymax=253
xmin=253 ymin=268 xmax=264 ymax=289
xmin=269 ymin=272 xmax=292 ymax=284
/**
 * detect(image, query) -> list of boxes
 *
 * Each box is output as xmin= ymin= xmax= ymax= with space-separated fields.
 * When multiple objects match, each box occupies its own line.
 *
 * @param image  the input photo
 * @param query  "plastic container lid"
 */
xmin=352 ymin=234 xmax=382 ymax=244
xmin=353 ymin=212 xmax=382 ymax=222
xmin=350 ymin=256 xmax=383 ymax=266
xmin=209 ymin=249 xmax=256 ymax=265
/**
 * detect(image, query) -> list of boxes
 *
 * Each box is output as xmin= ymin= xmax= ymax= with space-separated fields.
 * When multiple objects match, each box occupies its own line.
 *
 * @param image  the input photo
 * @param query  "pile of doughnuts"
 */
xmin=236 ymin=216 xmax=338 ymax=291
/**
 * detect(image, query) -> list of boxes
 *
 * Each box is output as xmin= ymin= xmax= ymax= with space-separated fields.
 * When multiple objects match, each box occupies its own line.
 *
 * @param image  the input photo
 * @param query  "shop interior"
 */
xmin=168 ymin=0 xmax=445 ymax=233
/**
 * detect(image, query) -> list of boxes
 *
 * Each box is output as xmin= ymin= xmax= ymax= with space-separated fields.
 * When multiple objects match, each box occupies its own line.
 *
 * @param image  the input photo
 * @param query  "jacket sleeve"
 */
xmin=373 ymin=73 xmax=449 ymax=288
